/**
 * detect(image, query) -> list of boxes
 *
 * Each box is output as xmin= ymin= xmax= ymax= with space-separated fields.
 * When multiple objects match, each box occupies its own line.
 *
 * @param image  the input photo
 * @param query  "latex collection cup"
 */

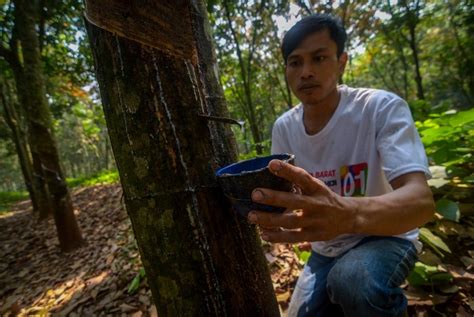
xmin=215 ymin=153 xmax=295 ymax=217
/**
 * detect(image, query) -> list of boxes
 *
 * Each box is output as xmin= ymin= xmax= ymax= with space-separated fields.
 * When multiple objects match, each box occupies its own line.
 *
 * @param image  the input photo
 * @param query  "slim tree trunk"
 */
xmin=1 ymin=79 xmax=53 ymax=218
xmin=408 ymin=24 xmax=424 ymax=100
xmin=104 ymin=135 xmax=109 ymax=170
xmin=84 ymin=1 xmax=279 ymax=315
xmin=284 ymin=76 xmax=293 ymax=109
xmin=12 ymin=0 xmax=83 ymax=251
xmin=0 ymin=81 xmax=38 ymax=211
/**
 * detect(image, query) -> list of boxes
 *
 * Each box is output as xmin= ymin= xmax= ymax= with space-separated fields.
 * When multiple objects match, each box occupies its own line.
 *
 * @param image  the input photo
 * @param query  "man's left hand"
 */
xmin=247 ymin=159 xmax=357 ymax=243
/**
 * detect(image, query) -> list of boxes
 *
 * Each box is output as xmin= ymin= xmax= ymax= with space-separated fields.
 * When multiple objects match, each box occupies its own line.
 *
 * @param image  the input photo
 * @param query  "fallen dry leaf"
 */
xmin=276 ymin=291 xmax=291 ymax=303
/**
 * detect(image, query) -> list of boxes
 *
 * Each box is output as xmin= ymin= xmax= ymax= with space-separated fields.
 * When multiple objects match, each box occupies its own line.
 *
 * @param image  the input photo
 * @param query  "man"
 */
xmin=246 ymin=14 xmax=435 ymax=316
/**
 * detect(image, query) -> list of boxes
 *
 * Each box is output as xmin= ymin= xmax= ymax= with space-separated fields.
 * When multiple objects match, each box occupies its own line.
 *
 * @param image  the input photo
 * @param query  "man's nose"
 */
xmin=300 ymin=62 xmax=315 ymax=79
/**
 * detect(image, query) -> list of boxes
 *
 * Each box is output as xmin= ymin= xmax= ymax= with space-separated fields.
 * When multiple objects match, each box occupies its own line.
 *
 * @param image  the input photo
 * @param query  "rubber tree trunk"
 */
xmin=0 ymin=80 xmax=38 ymax=211
xmin=13 ymin=0 xmax=83 ymax=250
xmin=84 ymin=1 xmax=279 ymax=315
xmin=8 ymin=72 xmax=52 ymax=221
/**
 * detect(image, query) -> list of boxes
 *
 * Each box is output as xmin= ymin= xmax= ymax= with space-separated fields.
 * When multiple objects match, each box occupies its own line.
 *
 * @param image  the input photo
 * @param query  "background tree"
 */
xmin=0 ymin=77 xmax=37 ymax=210
xmin=378 ymin=0 xmax=426 ymax=100
xmin=1 ymin=0 xmax=108 ymax=187
xmin=0 ymin=0 xmax=83 ymax=250
xmin=210 ymin=0 xmax=290 ymax=155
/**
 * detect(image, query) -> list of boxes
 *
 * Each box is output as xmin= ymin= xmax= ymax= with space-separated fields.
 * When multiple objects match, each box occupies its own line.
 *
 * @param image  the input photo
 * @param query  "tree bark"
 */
xmin=84 ymin=0 xmax=279 ymax=315
xmin=12 ymin=0 xmax=83 ymax=250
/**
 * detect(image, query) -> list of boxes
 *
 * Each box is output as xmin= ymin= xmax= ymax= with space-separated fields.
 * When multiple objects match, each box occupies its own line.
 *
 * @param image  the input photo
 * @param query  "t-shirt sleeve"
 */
xmin=271 ymin=120 xmax=289 ymax=155
xmin=375 ymin=96 xmax=431 ymax=182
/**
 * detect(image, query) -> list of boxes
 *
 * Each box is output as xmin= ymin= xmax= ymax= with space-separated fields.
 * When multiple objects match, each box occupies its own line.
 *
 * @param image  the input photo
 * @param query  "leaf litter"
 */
xmin=0 ymin=184 xmax=472 ymax=316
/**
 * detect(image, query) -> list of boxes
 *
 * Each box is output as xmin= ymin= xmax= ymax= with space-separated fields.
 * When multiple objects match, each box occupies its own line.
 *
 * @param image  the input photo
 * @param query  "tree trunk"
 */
xmin=84 ymin=1 xmax=280 ymax=315
xmin=13 ymin=0 xmax=83 ymax=251
xmin=408 ymin=24 xmax=424 ymax=100
xmin=284 ymin=75 xmax=293 ymax=109
xmin=1 ymin=79 xmax=53 ymax=218
xmin=104 ymin=135 xmax=109 ymax=170
xmin=0 ymin=80 xmax=38 ymax=211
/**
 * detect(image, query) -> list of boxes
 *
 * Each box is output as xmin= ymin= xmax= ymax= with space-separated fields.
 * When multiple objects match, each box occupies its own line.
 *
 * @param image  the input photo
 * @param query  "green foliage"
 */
xmin=1 ymin=0 xmax=110 ymax=191
xmin=127 ymin=267 xmax=146 ymax=294
xmin=0 ymin=190 xmax=27 ymax=213
xmin=419 ymin=227 xmax=451 ymax=258
xmin=435 ymin=199 xmax=460 ymax=222
xmin=292 ymin=245 xmax=311 ymax=264
xmin=66 ymin=170 xmax=119 ymax=188
xmin=407 ymin=262 xmax=453 ymax=287
xmin=348 ymin=1 xmax=474 ymax=106
xmin=237 ymin=139 xmax=271 ymax=161
xmin=417 ymin=108 xmax=473 ymax=181
xmin=211 ymin=1 xmax=291 ymax=156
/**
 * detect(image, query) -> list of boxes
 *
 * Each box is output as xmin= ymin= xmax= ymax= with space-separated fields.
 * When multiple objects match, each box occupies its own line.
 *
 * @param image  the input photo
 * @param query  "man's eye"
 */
xmin=289 ymin=60 xmax=300 ymax=67
xmin=314 ymin=56 xmax=326 ymax=62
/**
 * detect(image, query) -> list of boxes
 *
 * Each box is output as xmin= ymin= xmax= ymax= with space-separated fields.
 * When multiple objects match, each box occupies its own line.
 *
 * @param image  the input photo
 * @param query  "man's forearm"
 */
xmin=347 ymin=177 xmax=435 ymax=236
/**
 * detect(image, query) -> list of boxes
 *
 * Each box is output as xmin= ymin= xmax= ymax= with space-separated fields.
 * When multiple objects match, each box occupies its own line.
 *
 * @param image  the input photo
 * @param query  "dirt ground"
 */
xmin=0 ymin=184 xmax=472 ymax=316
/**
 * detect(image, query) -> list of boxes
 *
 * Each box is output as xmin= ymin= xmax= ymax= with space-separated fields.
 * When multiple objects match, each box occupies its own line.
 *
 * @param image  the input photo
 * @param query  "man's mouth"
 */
xmin=298 ymin=83 xmax=320 ymax=91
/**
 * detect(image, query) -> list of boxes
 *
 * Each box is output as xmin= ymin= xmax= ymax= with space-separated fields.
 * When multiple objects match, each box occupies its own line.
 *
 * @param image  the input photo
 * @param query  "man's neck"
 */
xmin=302 ymin=87 xmax=340 ymax=135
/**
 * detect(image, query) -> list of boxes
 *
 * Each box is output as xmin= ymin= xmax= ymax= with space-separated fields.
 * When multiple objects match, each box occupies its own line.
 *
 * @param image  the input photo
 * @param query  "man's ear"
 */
xmin=338 ymin=52 xmax=348 ymax=75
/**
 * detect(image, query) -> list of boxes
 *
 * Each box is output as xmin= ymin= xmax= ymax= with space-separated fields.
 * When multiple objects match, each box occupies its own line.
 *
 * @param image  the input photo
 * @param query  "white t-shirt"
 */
xmin=271 ymin=85 xmax=431 ymax=257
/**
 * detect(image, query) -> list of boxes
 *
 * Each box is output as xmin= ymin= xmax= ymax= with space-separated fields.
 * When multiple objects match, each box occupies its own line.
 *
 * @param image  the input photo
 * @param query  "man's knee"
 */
xmin=326 ymin=259 xmax=406 ymax=316
xmin=326 ymin=260 xmax=370 ymax=304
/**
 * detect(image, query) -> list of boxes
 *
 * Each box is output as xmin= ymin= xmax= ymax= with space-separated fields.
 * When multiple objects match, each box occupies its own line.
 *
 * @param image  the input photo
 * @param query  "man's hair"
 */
xmin=281 ymin=14 xmax=347 ymax=63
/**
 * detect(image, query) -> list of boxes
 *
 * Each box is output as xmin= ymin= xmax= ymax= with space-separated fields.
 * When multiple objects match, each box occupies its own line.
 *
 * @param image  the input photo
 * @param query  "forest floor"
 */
xmin=0 ymin=184 xmax=473 ymax=316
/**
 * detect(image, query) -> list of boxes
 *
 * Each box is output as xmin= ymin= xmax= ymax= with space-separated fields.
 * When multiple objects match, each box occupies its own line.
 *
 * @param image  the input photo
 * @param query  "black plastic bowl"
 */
xmin=215 ymin=153 xmax=295 ymax=217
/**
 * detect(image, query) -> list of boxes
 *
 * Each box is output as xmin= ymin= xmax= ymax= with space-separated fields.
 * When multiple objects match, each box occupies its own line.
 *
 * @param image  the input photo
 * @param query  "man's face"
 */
xmin=285 ymin=29 xmax=347 ymax=106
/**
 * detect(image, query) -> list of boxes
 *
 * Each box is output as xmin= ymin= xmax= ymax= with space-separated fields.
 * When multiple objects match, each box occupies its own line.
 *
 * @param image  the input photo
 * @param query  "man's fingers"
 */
xmin=248 ymin=209 xmax=305 ymax=229
xmin=260 ymin=229 xmax=309 ymax=243
xmin=268 ymin=160 xmax=323 ymax=194
xmin=252 ymin=188 xmax=309 ymax=211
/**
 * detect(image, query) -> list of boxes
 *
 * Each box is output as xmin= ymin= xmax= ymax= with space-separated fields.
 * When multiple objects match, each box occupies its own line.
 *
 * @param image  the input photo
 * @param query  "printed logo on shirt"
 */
xmin=340 ymin=162 xmax=368 ymax=197
xmin=309 ymin=169 xmax=337 ymax=189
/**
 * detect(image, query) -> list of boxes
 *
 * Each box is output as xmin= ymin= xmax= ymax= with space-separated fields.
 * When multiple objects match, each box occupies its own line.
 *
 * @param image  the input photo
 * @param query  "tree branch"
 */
xmin=296 ymin=0 xmax=312 ymax=15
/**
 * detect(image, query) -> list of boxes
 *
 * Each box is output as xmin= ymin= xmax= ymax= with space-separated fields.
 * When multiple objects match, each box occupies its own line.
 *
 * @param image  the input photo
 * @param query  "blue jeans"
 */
xmin=288 ymin=236 xmax=418 ymax=317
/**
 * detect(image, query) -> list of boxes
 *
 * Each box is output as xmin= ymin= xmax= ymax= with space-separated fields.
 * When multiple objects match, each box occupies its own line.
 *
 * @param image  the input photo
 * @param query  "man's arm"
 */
xmin=351 ymin=172 xmax=435 ymax=236
xmin=248 ymin=160 xmax=435 ymax=243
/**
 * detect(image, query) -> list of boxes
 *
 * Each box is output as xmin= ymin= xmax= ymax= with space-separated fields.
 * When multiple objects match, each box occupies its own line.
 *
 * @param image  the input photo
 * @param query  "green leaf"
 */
xmin=436 ymin=199 xmax=460 ymax=222
xmin=421 ymin=126 xmax=455 ymax=146
xmin=127 ymin=274 xmax=141 ymax=294
xmin=419 ymin=228 xmax=451 ymax=256
xmin=127 ymin=267 xmax=146 ymax=294
xmin=448 ymin=109 xmax=474 ymax=127
xmin=293 ymin=245 xmax=311 ymax=264
xmin=463 ymin=175 xmax=474 ymax=183
xmin=407 ymin=262 xmax=453 ymax=286
xmin=407 ymin=262 xmax=434 ymax=286
xmin=442 ymin=155 xmax=470 ymax=167
xmin=407 ymin=270 xmax=427 ymax=286
xmin=421 ymin=126 xmax=456 ymax=146
xmin=430 ymin=272 xmax=454 ymax=285
xmin=299 ymin=251 xmax=311 ymax=263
